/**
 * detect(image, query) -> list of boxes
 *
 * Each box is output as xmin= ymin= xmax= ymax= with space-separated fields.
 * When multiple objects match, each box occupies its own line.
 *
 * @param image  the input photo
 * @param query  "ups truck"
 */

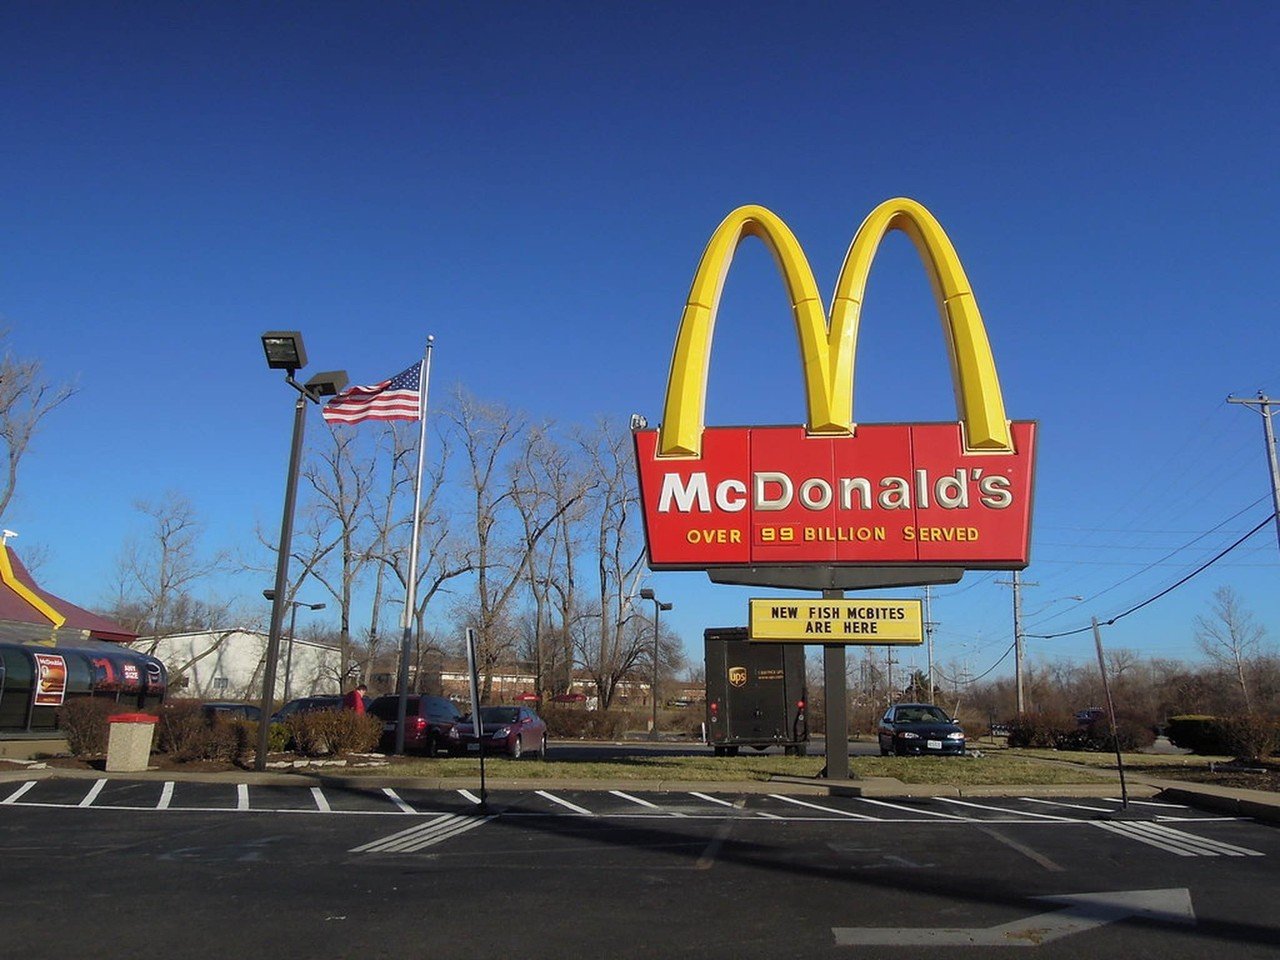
xmin=705 ymin=627 xmax=808 ymax=756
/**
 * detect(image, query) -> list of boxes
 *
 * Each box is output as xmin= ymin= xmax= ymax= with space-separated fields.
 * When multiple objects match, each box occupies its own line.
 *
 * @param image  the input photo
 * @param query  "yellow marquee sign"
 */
xmin=749 ymin=598 xmax=923 ymax=644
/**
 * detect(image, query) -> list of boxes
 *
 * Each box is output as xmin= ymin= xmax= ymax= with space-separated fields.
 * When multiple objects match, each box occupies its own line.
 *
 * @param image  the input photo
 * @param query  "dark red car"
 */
xmin=367 ymin=694 xmax=464 ymax=756
xmin=449 ymin=705 xmax=548 ymax=759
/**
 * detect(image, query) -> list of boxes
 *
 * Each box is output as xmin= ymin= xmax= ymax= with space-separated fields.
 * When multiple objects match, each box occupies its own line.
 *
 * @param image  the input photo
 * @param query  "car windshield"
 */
xmin=476 ymin=706 xmax=520 ymax=724
xmin=894 ymin=706 xmax=952 ymax=723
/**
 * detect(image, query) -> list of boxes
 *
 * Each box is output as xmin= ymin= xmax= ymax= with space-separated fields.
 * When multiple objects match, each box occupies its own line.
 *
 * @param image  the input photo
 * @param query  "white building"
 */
xmin=131 ymin=629 xmax=343 ymax=702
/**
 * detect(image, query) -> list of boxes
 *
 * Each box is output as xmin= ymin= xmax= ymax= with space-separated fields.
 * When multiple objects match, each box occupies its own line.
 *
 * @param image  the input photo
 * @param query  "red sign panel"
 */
xmin=635 ymin=422 xmax=1035 ymax=570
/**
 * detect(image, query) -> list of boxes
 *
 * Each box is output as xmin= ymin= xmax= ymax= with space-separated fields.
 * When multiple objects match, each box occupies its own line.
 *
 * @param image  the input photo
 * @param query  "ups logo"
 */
xmin=728 ymin=666 xmax=748 ymax=688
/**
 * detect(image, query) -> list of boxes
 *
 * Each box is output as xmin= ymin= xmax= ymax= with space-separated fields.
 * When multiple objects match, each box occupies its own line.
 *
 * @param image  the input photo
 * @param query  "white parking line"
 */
xmin=1093 ymin=821 xmax=1200 ymax=856
xmin=935 ymin=797 xmax=1076 ymax=821
xmin=610 ymin=790 xmax=687 ymax=817
xmin=1104 ymin=797 xmax=1191 ymax=810
xmin=458 ymin=789 xmax=483 ymax=805
xmin=157 ymin=782 xmax=174 ymax=810
xmin=351 ymin=814 xmax=455 ymax=853
xmin=236 ymin=784 xmax=250 ymax=811
xmin=855 ymin=797 xmax=966 ymax=820
xmin=2 ymin=781 xmax=36 ymax=804
xmin=400 ymin=815 xmax=496 ymax=851
xmin=1019 ymin=797 xmax=1114 ymax=814
xmin=382 ymin=787 xmax=416 ymax=814
xmin=79 ymin=779 xmax=107 ymax=808
xmin=767 ymin=795 xmax=879 ymax=820
xmin=311 ymin=787 xmax=331 ymax=813
xmin=1105 ymin=824 xmax=1264 ymax=860
xmin=690 ymin=792 xmax=737 ymax=808
xmin=535 ymin=790 xmax=595 ymax=816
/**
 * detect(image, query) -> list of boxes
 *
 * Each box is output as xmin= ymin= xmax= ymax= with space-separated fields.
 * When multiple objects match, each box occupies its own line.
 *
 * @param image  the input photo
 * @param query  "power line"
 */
xmin=1027 ymin=511 xmax=1275 ymax=640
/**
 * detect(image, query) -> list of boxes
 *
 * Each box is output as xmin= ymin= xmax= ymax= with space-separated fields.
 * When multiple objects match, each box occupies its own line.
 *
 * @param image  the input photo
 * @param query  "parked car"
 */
xmin=367 ymin=694 xmax=464 ymax=756
xmin=200 ymin=701 xmax=261 ymax=722
xmin=877 ymin=703 xmax=966 ymax=756
xmin=450 ymin=705 xmax=548 ymax=759
xmin=271 ymin=695 xmax=342 ymax=723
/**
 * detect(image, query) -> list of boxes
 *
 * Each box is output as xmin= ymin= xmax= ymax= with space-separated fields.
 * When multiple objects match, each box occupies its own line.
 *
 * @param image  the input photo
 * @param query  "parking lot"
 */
xmin=2 ymin=775 xmax=1278 ymax=959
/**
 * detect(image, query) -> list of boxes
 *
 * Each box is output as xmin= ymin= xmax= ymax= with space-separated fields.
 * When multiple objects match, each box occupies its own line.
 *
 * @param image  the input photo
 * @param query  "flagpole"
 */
xmin=393 ymin=335 xmax=434 ymax=755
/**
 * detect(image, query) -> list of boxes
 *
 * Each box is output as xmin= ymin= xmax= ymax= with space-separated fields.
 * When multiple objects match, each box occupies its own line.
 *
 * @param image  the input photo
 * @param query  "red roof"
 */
xmin=0 ymin=546 xmax=137 ymax=643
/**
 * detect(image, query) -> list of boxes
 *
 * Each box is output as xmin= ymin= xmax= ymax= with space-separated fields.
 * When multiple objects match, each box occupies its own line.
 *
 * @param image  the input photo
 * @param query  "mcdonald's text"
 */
xmin=635 ymin=422 xmax=1035 ymax=569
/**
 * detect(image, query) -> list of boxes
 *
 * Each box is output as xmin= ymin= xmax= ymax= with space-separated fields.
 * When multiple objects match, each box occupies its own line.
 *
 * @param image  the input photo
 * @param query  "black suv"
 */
xmin=367 ymin=694 xmax=464 ymax=755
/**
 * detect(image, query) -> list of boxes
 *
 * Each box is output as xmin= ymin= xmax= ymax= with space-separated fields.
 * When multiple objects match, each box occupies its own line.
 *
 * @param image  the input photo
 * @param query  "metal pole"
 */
xmin=395 ymin=338 xmax=434 ymax=755
xmin=1228 ymin=394 xmax=1280 ymax=553
xmin=923 ymin=585 xmax=935 ymax=704
xmin=651 ymin=599 xmax=660 ymax=740
xmin=256 ymin=393 xmax=309 ymax=771
xmin=821 ymin=589 xmax=849 ymax=781
xmin=1092 ymin=617 xmax=1129 ymax=809
xmin=1013 ymin=570 xmax=1025 ymax=714
xmin=283 ymin=603 xmax=298 ymax=703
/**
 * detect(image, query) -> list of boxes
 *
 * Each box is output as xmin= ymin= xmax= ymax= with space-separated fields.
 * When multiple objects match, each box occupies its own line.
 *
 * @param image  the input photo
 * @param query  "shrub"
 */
xmin=285 ymin=710 xmax=381 ymax=756
xmin=1006 ymin=712 xmax=1077 ymax=749
xmin=58 ymin=697 xmax=134 ymax=756
xmin=1166 ymin=715 xmax=1232 ymax=755
xmin=154 ymin=701 xmax=267 ymax=762
xmin=1219 ymin=715 xmax=1280 ymax=762
xmin=541 ymin=708 xmax=630 ymax=741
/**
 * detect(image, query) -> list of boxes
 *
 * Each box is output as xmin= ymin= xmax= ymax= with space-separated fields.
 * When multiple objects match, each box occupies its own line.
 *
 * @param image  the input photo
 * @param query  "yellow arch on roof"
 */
xmin=0 ymin=545 xmax=65 ymax=628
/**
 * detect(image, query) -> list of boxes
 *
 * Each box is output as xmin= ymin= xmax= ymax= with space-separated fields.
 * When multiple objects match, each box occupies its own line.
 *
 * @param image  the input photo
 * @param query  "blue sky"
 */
xmin=3 ymin=3 xmax=1279 ymax=679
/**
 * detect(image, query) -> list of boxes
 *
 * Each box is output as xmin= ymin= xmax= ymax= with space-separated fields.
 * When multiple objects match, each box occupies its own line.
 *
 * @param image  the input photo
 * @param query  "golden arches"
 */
xmin=657 ymin=198 xmax=1013 ymax=458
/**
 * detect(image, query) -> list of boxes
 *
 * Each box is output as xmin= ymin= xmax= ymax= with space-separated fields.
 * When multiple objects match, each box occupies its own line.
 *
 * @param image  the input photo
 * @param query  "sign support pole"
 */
xmin=822 ymin=591 xmax=850 ymax=781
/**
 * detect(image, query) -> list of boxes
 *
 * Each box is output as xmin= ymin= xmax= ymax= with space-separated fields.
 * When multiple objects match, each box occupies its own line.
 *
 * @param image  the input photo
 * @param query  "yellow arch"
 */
xmin=659 ymin=205 xmax=848 ymax=458
xmin=0 ymin=545 xmax=65 ymax=628
xmin=657 ymin=199 xmax=1013 ymax=457
xmin=831 ymin=198 xmax=1011 ymax=451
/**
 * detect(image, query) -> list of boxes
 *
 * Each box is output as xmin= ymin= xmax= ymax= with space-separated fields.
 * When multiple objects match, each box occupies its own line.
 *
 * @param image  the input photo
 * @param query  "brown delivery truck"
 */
xmin=704 ymin=627 xmax=808 ymax=756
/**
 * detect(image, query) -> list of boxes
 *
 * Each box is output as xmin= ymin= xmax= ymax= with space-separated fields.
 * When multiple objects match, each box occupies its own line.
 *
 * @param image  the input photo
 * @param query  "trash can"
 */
xmin=106 ymin=713 xmax=158 ymax=772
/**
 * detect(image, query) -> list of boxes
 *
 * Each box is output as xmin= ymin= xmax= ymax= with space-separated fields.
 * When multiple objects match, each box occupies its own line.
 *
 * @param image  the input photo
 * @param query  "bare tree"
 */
xmin=1195 ymin=586 xmax=1266 ymax=713
xmin=574 ymin=420 xmax=649 ymax=709
xmin=513 ymin=424 xmax=591 ymax=699
xmin=450 ymin=391 xmax=584 ymax=699
xmin=380 ymin=420 xmax=474 ymax=687
xmin=0 ymin=334 xmax=76 ymax=521
xmin=109 ymin=493 xmax=229 ymax=645
xmin=302 ymin=425 xmax=376 ymax=683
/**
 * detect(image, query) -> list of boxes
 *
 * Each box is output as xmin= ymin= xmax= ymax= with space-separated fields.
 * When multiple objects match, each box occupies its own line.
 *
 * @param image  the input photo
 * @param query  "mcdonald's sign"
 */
xmin=634 ymin=199 xmax=1036 ymax=587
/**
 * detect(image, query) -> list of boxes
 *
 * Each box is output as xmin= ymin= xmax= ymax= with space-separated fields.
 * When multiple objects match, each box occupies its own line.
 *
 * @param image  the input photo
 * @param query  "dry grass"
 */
xmin=339 ymin=751 xmax=1112 ymax=785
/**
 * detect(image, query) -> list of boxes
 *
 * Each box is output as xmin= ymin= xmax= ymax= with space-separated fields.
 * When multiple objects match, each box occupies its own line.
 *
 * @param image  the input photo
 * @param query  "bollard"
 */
xmin=106 ymin=713 xmax=158 ymax=772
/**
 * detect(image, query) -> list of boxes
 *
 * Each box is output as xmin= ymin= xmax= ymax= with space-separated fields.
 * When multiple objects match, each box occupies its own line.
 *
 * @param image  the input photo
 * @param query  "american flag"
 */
xmin=322 ymin=362 xmax=422 ymax=425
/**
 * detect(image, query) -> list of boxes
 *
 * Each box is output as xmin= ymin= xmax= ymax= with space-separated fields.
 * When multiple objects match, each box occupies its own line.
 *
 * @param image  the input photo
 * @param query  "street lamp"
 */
xmin=262 ymin=589 xmax=326 ymax=702
xmin=639 ymin=588 xmax=672 ymax=741
xmin=256 ymin=330 xmax=347 ymax=772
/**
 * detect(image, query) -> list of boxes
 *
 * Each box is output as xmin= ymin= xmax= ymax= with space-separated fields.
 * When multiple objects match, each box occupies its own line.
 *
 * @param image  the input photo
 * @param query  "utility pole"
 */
xmin=885 ymin=647 xmax=899 ymax=703
xmin=923 ymin=585 xmax=938 ymax=704
xmin=1227 ymin=392 xmax=1280 ymax=553
xmin=996 ymin=571 xmax=1037 ymax=715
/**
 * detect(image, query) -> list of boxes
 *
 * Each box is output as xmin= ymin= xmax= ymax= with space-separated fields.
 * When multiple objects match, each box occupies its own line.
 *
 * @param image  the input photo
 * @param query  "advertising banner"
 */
xmin=749 ymin=598 xmax=923 ymax=644
xmin=33 ymin=652 xmax=67 ymax=707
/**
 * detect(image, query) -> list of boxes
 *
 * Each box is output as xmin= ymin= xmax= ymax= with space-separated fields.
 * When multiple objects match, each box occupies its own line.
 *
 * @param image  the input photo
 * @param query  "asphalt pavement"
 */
xmin=1 ymin=777 xmax=1277 ymax=960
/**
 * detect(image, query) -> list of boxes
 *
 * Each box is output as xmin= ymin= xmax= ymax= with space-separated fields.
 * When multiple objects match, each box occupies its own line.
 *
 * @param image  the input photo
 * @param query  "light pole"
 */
xmin=262 ymin=590 xmax=326 ymax=702
xmin=639 ymin=588 xmax=672 ymax=741
xmin=257 ymin=331 xmax=347 ymax=772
